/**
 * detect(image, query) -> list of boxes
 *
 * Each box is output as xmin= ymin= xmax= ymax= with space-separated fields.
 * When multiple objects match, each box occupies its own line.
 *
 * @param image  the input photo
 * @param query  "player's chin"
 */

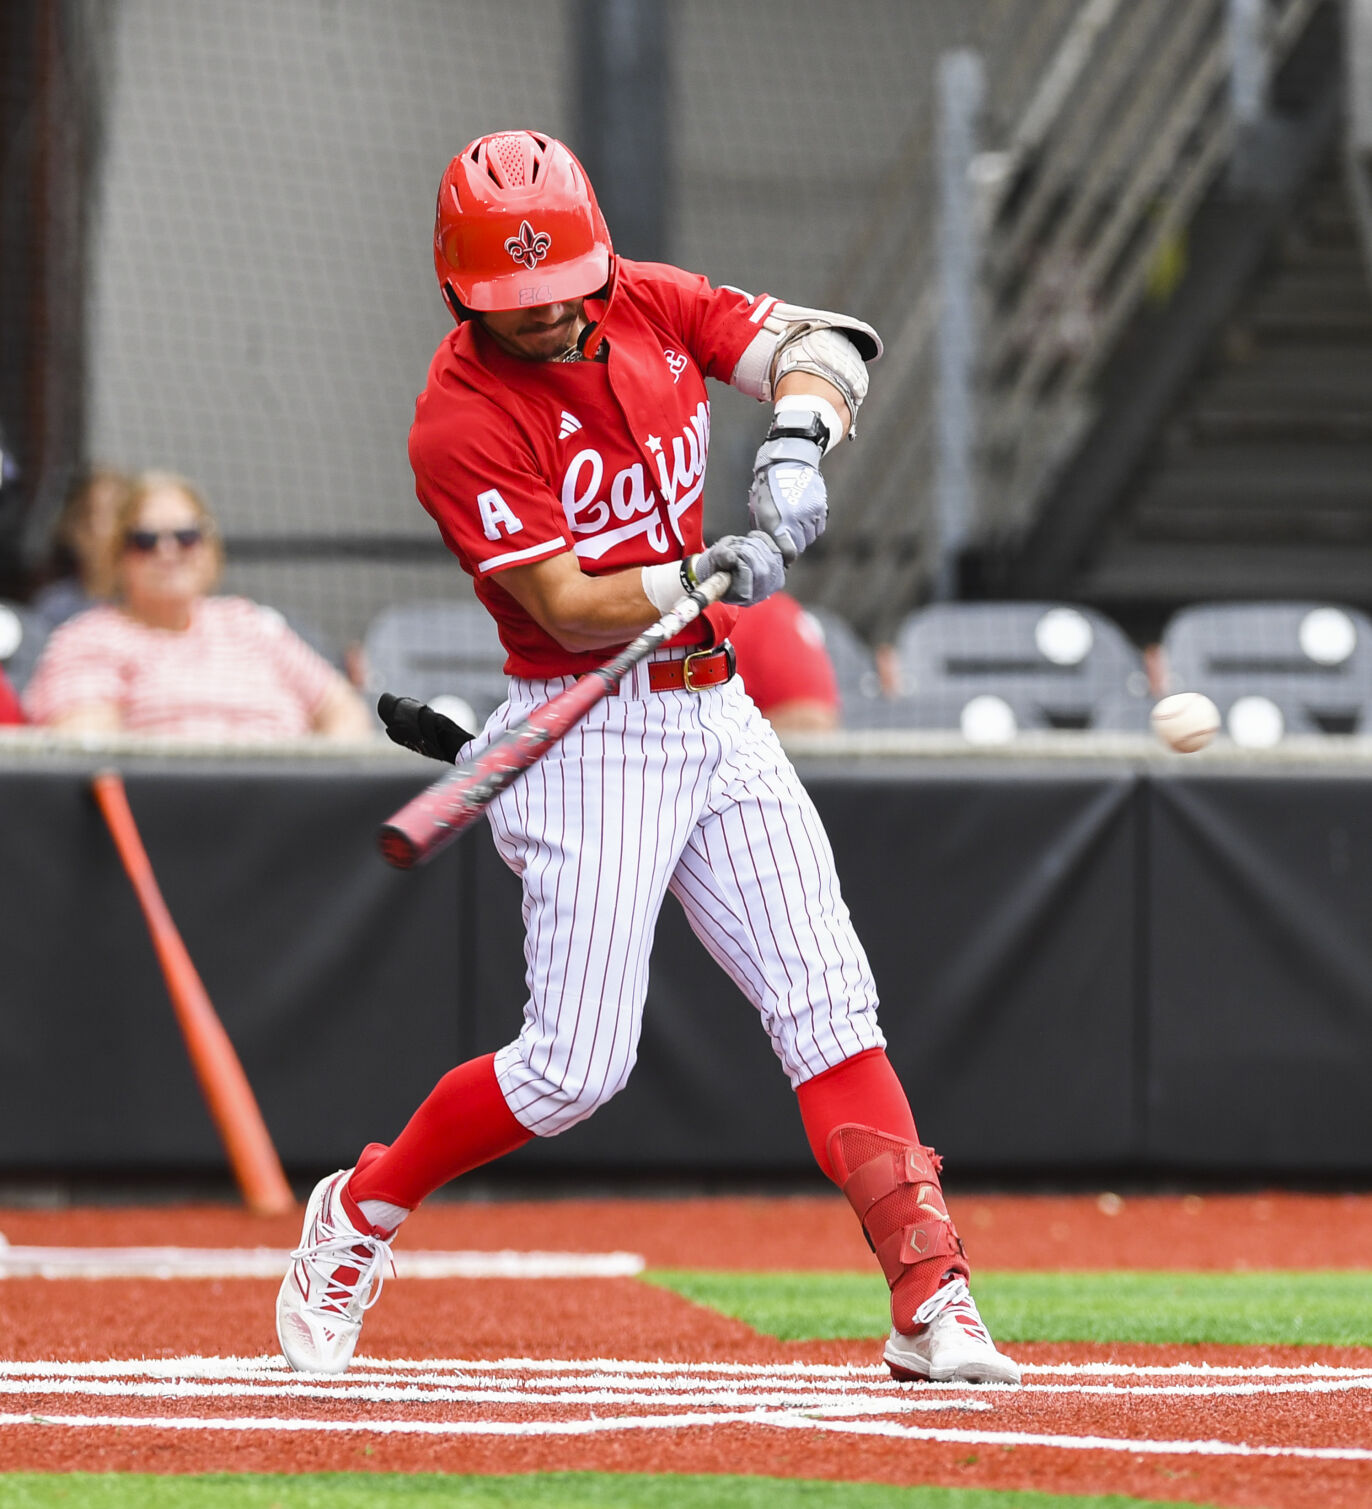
xmin=518 ymin=324 xmax=575 ymax=359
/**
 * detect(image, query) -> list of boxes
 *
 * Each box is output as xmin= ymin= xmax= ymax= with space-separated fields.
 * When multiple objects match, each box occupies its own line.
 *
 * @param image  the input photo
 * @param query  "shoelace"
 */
xmin=292 ymin=1223 xmax=394 ymax=1318
xmin=912 ymin=1276 xmax=992 ymax=1341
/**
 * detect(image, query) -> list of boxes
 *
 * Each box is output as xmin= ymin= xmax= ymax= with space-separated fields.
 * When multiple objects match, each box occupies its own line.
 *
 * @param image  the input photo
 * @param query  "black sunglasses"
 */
xmin=123 ymin=527 xmax=206 ymax=553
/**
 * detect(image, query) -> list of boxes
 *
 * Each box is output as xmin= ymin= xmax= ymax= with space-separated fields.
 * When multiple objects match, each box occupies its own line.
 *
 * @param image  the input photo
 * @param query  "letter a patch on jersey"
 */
xmin=558 ymin=411 xmax=582 ymax=440
xmin=477 ymin=488 xmax=524 ymax=541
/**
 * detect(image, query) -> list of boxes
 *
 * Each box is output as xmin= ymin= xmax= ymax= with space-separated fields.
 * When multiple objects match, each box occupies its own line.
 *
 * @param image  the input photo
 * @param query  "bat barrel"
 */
xmin=377 ymin=765 xmax=483 ymax=870
xmin=378 ymin=825 xmax=421 ymax=870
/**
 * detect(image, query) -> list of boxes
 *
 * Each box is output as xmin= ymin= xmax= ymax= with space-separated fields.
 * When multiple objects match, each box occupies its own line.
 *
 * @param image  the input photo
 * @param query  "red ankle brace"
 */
xmin=827 ymin=1123 xmax=969 ymax=1332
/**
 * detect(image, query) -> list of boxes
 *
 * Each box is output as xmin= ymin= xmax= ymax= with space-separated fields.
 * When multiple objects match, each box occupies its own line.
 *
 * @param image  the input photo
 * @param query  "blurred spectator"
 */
xmin=30 ymin=466 xmax=134 ymax=628
xmin=1143 ymin=642 xmax=1169 ymax=698
xmin=729 ymin=591 xmax=840 ymax=733
xmin=24 ymin=470 xmax=372 ymax=741
xmin=874 ymin=640 xmax=901 ymax=698
xmin=0 ymin=664 xmax=23 ymax=725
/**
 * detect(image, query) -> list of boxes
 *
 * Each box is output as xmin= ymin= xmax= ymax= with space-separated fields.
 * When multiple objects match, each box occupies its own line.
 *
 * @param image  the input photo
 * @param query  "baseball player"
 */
xmin=277 ymin=130 xmax=1019 ymax=1387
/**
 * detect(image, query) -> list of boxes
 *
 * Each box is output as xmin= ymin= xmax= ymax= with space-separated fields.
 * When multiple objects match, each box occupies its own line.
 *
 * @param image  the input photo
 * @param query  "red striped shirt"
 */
xmin=24 ymin=597 xmax=338 ymax=740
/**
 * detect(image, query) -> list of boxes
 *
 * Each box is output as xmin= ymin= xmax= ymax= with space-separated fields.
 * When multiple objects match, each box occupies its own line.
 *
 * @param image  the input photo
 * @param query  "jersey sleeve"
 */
xmin=625 ymin=261 xmax=775 ymax=386
xmin=410 ymin=394 xmax=570 ymax=578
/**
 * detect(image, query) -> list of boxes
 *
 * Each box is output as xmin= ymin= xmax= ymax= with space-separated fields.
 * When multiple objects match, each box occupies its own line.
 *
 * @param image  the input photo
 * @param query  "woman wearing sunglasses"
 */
xmin=24 ymin=470 xmax=371 ymax=741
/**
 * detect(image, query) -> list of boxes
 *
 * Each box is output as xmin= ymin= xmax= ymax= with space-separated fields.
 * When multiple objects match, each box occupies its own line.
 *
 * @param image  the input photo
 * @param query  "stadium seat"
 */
xmin=1160 ymin=602 xmax=1372 ymax=744
xmin=885 ymin=602 xmax=1152 ymax=737
xmin=362 ymin=599 xmax=511 ymax=731
xmin=802 ymin=607 xmax=892 ymax=728
xmin=0 ymin=599 xmax=48 ymax=693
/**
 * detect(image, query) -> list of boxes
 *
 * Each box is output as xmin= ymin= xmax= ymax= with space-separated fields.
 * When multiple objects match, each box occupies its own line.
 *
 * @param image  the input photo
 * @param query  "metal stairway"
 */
xmin=1075 ymin=152 xmax=1372 ymax=636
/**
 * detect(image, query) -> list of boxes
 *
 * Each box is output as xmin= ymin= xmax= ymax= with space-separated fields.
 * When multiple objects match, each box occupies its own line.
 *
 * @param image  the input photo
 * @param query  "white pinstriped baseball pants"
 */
xmin=478 ymin=647 xmax=885 ymax=1137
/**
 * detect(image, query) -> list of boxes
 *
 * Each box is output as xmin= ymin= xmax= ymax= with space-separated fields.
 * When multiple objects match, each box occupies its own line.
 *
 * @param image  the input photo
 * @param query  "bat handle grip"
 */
xmin=693 ymin=570 xmax=732 ymax=607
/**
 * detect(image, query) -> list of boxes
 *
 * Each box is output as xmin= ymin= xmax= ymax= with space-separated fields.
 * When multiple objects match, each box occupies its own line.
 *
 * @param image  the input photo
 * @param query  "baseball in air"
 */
xmin=1150 ymin=691 xmax=1221 ymax=752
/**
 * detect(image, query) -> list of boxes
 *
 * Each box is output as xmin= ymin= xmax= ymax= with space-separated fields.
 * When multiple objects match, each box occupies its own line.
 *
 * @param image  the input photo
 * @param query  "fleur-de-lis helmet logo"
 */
xmin=504 ymin=220 xmax=552 ymax=270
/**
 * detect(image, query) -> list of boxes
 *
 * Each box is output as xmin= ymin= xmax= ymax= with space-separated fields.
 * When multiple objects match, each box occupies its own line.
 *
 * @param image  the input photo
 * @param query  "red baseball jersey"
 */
xmin=0 ymin=663 xmax=23 ymax=725
xmin=409 ymin=259 xmax=777 ymax=677
xmin=729 ymin=591 xmax=839 ymax=716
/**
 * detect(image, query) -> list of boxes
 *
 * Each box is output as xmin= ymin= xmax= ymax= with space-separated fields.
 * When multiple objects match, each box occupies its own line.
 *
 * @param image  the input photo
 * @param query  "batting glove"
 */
xmin=747 ymin=411 xmax=830 ymax=565
xmin=378 ymin=693 xmax=474 ymax=764
xmin=690 ymin=530 xmax=787 ymax=608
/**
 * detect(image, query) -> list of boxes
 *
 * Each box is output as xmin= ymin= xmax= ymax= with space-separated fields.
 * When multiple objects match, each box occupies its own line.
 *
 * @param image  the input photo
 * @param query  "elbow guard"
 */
xmin=730 ymin=300 xmax=883 ymax=436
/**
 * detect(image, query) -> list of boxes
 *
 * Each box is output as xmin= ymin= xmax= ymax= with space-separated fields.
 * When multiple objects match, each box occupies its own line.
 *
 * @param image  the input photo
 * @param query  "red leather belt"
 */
xmin=646 ymin=643 xmax=736 ymax=693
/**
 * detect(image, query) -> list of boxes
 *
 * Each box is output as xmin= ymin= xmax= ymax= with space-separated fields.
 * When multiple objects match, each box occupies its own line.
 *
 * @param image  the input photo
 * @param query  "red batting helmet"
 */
xmin=433 ymin=130 xmax=614 ymax=319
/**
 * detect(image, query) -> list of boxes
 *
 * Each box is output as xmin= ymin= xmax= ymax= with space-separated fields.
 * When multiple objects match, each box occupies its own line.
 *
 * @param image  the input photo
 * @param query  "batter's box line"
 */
xmin=0 ymin=1247 xmax=644 ymax=1280
xmin=0 ymin=1378 xmax=988 ymax=1416
xmin=0 ymin=1356 xmax=894 ymax=1381
xmin=3 ymin=1410 xmax=1372 ymax=1462
xmin=6 ymin=1355 xmax=1372 ymax=1382
xmin=10 ymin=1368 xmax=1369 ymax=1403
xmin=1021 ymin=1360 xmax=1372 ymax=1379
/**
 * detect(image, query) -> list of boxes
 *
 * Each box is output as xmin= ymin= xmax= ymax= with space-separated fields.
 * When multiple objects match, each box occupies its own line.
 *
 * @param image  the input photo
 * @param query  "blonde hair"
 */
xmin=102 ymin=470 xmax=225 ymax=600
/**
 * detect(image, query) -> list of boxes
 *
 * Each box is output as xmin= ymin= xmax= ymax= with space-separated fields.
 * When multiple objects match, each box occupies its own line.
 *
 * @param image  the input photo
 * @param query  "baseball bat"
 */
xmin=92 ymin=771 xmax=295 ymax=1217
xmin=379 ymin=570 xmax=731 ymax=869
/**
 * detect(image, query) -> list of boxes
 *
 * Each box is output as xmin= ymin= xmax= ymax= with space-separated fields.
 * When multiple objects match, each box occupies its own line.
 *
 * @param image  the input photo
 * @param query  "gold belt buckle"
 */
xmin=681 ymin=647 xmax=713 ymax=693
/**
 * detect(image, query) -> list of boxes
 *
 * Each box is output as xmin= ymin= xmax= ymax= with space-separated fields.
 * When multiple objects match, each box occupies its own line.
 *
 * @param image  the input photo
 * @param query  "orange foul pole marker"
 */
xmin=92 ymin=771 xmax=294 ymax=1216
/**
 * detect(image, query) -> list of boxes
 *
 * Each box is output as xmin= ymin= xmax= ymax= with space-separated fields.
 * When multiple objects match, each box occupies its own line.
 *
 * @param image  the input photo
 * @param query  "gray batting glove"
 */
xmin=747 ymin=435 xmax=827 ymax=565
xmin=691 ymin=531 xmax=787 ymax=607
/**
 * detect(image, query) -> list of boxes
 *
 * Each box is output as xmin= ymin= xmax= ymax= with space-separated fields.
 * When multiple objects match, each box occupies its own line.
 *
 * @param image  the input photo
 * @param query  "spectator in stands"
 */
xmin=24 ymin=470 xmax=373 ymax=741
xmin=1143 ymin=641 xmax=1170 ymax=699
xmin=729 ymin=591 xmax=840 ymax=733
xmin=0 ymin=664 xmax=23 ymax=725
xmin=30 ymin=466 xmax=134 ymax=628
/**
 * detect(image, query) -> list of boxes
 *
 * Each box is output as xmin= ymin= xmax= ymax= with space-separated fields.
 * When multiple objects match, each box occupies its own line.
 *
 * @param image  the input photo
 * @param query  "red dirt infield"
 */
xmin=5 ymin=1188 xmax=1372 ymax=1270
xmin=1 ymin=1192 xmax=1370 ymax=1508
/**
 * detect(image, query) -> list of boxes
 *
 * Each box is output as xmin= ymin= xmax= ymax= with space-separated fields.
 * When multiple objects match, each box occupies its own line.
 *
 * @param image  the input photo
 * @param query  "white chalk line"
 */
xmin=1022 ymin=1360 xmax=1372 ymax=1378
xmin=0 ymin=1377 xmax=984 ymax=1417
xmin=6 ymin=1369 xmax=1368 ymax=1405
xmin=4 ymin=1409 xmax=1371 ymax=1462
xmin=6 ymin=1354 xmax=1372 ymax=1449
xmin=0 ymin=1246 xmax=643 ymax=1280
xmin=4 ymin=1355 xmax=1370 ymax=1383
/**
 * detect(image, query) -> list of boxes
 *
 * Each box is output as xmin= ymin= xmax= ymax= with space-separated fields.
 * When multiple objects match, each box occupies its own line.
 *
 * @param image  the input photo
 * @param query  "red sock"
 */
xmin=345 ymin=1053 xmax=532 ymax=1211
xmin=795 ymin=1047 xmax=918 ymax=1181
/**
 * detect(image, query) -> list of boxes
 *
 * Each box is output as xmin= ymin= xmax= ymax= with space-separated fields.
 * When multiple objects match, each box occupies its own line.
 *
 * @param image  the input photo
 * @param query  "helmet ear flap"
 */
xmin=579 ymin=255 xmax=619 ymax=360
xmin=443 ymin=284 xmax=474 ymax=324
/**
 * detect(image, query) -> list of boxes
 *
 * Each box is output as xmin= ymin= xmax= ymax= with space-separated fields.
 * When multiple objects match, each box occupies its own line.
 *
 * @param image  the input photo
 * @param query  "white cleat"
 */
xmin=884 ymin=1276 xmax=1021 ymax=1385
xmin=275 ymin=1168 xmax=393 ymax=1374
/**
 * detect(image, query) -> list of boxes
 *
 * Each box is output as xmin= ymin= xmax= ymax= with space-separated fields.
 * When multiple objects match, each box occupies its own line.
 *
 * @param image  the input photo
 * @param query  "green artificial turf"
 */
xmin=645 ymin=1268 xmax=1372 ymax=1346
xmin=0 ymin=1475 xmax=1223 ymax=1508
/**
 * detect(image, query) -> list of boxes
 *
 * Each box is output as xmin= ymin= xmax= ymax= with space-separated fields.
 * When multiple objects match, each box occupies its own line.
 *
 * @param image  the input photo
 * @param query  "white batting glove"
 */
xmin=747 ymin=412 xmax=831 ymax=565
xmin=690 ymin=531 xmax=786 ymax=607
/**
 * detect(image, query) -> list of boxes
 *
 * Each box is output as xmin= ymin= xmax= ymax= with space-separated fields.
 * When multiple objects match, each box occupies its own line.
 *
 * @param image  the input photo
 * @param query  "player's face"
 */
xmin=479 ymin=300 xmax=586 ymax=361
